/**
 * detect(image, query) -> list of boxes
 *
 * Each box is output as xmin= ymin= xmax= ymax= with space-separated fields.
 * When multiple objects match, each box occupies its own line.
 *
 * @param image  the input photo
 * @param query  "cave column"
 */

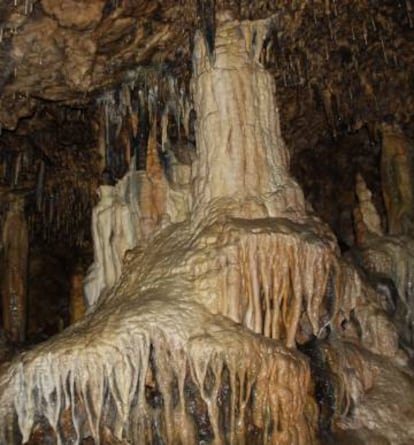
xmin=191 ymin=15 xmax=305 ymax=218
xmin=1 ymin=194 xmax=29 ymax=343
xmin=380 ymin=122 xmax=414 ymax=236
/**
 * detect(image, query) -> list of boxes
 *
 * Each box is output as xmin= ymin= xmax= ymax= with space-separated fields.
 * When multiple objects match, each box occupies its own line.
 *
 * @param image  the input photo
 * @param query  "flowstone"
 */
xmin=0 ymin=17 xmax=410 ymax=445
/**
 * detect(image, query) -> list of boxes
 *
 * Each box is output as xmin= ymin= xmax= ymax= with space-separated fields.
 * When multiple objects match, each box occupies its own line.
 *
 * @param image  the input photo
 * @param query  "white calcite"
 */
xmin=84 ymin=184 xmax=137 ymax=307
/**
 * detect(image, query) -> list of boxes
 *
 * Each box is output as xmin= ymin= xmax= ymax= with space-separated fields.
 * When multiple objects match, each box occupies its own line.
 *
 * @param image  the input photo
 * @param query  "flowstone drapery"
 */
xmin=0 ymin=18 xmax=411 ymax=445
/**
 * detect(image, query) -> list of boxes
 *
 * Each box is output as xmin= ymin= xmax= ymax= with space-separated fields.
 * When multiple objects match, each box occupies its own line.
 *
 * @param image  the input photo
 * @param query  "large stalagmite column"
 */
xmin=191 ymin=15 xmax=305 ymax=218
xmin=1 ymin=195 xmax=29 ymax=343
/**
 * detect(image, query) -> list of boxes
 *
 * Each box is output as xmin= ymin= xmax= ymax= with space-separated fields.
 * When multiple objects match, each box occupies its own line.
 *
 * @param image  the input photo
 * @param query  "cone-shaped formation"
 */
xmin=191 ymin=16 xmax=305 ymax=219
xmin=354 ymin=173 xmax=383 ymax=245
xmin=0 ymin=18 xmax=409 ymax=445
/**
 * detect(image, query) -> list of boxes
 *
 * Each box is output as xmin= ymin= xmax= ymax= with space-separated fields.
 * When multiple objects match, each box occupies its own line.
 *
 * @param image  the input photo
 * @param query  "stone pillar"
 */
xmin=83 ymin=184 xmax=137 ymax=307
xmin=191 ymin=15 xmax=305 ymax=218
xmin=1 ymin=195 xmax=29 ymax=343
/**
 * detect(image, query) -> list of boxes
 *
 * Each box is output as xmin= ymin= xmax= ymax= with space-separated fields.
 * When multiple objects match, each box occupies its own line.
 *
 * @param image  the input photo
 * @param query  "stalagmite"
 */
xmin=380 ymin=122 xmax=414 ymax=236
xmin=1 ymin=194 xmax=29 ymax=343
xmin=348 ymin=125 xmax=414 ymax=355
xmin=191 ymin=14 xmax=305 ymax=219
xmin=354 ymin=173 xmax=383 ymax=245
xmin=83 ymin=183 xmax=137 ymax=307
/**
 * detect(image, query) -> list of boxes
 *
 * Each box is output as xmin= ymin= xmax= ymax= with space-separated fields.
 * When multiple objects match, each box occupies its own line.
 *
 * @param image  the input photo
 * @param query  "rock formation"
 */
xmin=83 ymin=184 xmax=137 ymax=307
xmin=380 ymin=122 xmax=414 ymax=237
xmin=0 ymin=2 xmax=413 ymax=445
xmin=354 ymin=173 xmax=383 ymax=245
xmin=1 ymin=193 xmax=29 ymax=343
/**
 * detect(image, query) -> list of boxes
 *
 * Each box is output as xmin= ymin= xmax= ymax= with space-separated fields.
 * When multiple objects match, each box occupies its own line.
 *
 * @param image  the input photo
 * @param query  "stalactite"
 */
xmin=35 ymin=160 xmax=44 ymax=211
xmin=322 ymin=87 xmax=337 ymax=138
xmin=0 ymin=300 xmax=317 ymax=445
xmin=161 ymin=107 xmax=169 ymax=153
xmin=12 ymin=152 xmax=21 ymax=188
xmin=363 ymin=21 xmax=368 ymax=46
xmin=406 ymin=0 xmax=413 ymax=28
xmin=23 ymin=0 xmax=33 ymax=16
xmin=196 ymin=0 xmax=216 ymax=57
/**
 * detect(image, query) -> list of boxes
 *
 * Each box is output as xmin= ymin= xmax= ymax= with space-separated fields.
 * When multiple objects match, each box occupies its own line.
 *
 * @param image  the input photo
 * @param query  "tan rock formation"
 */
xmin=191 ymin=18 xmax=305 ymax=219
xmin=350 ymin=128 xmax=414 ymax=354
xmin=381 ymin=122 xmax=414 ymax=236
xmin=1 ymin=194 xmax=29 ymax=343
xmin=0 ymin=17 xmax=412 ymax=445
xmin=355 ymin=235 xmax=414 ymax=352
xmin=41 ymin=0 xmax=106 ymax=31
xmin=354 ymin=173 xmax=383 ymax=245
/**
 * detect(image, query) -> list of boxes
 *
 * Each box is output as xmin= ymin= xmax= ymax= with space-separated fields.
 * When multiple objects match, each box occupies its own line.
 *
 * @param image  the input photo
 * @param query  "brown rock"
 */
xmin=41 ymin=0 xmax=106 ymax=31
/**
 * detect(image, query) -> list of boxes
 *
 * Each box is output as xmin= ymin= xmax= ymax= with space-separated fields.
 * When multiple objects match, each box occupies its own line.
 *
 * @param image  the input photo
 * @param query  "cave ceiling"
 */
xmin=0 ymin=0 xmax=412 ymax=131
xmin=0 ymin=0 xmax=413 ymax=246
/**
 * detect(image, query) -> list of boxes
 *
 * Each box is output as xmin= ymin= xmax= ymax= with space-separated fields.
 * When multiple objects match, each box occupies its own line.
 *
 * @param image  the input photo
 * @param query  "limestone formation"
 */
xmin=1 ymin=194 xmax=29 ymax=343
xmin=352 ymin=124 xmax=414 ymax=355
xmin=381 ymin=123 xmax=414 ymax=236
xmin=0 ymin=7 xmax=413 ymax=445
xmin=83 ymin=184 xmax=137 ymax=307
xmin=0 ymin=18 xmax=330 ymax=444
xmin=354 ymin=173 xmax=383 ymax=245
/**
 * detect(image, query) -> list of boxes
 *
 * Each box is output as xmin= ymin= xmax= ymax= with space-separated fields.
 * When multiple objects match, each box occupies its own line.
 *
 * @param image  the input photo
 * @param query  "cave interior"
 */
xmin=0 ymin=1 xmax=414 ymax=444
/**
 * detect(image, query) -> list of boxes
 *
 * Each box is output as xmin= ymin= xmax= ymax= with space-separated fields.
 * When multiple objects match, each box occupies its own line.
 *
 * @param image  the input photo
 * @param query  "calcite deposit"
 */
xmin=0 ymin=2 xmax=413 ymax=445
xmin=0 ymin=18 xmax=323 ymax=445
